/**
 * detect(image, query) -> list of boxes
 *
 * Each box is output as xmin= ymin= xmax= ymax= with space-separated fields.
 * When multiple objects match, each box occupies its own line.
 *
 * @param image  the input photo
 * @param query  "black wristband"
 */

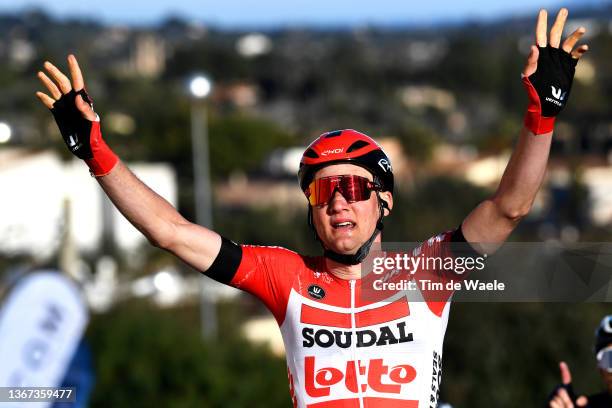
xmin=450 ymin=224 xmax=483 ymax=259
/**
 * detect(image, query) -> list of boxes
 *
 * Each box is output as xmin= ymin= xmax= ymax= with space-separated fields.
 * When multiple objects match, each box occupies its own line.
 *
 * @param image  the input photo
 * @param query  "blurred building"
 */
xmin=2 ymin=26 xmax=36 ymax=69
xmin=236 ymin=33 xmax=273 ymax=58
xmin=404 ymin=39 xmax=448 ymax=70
xmin=399 ymin=85 xmax=456 ymax=113
xmin=432 ymin=145 xmax=612 ymax=228
xmin=213 ymin=82 xmax=259 ymax=108
xmin=216 ymin=177 xmax=304 ymax=212
xmin=94 ymin=29 xmax=167 ymax=78
xmin=130 ymin=33 xmax=166 ymax=78
xmin=8 ymin=37 xmax=36 ymax=68
xmin=0 ymin=148 xmax=177 ymax=259
xmin=242 ymin=316 xmax=285 ymax=356
xmin=582 ymin=166 xmax=612 ymax=226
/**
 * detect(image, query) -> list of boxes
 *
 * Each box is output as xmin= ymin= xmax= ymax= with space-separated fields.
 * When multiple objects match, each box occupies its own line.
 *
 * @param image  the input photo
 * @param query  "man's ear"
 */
xmin=380 ymin=191 xmax=393 ymax=216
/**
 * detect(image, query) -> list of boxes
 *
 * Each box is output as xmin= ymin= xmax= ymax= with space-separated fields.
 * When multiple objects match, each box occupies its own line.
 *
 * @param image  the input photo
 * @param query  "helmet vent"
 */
xmin=347 ymin=140 xmax=369 ymax=152
xmin=303 ymin=148 xmax=319 ymax=159
xmin=324 ymin=130 xmax=343 ymax=138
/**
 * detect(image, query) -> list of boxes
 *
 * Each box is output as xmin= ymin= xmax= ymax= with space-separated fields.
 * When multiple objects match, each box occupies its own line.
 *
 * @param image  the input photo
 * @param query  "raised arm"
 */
xmin=36 ymin=55 xmax=221 ymax=271
xmin=461 ymin=8 xmax=588 ymax=248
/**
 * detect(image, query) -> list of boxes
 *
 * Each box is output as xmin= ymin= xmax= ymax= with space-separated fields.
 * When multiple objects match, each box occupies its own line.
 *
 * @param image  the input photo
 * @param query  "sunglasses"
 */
xmin=597 ymin=347 xmax=612 ymax=373
xmin=305 ymin=175 xmax=381 ymax=207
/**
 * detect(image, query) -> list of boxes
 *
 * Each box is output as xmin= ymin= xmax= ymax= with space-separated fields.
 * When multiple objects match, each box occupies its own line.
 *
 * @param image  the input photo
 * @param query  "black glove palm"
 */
xmin=50 ymin=89 xmax=95 ymax=160
xmin=527 ymin=45 xmax=577 ymax=117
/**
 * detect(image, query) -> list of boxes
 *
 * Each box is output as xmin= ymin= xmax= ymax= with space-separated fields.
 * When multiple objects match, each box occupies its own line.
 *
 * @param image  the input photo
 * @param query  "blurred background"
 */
xmin=0 ymin=0 xmax=611 ymax=406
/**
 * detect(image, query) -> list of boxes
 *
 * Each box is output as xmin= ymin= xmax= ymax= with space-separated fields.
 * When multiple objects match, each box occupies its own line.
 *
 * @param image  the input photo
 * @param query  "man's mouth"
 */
xmin=332 ymin=221 xmax=356 ymax=229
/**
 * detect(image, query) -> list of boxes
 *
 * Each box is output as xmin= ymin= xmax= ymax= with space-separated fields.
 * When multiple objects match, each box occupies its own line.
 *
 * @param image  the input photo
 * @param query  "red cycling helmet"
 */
xmin=298 ymin=129 xmax=394 ymax=195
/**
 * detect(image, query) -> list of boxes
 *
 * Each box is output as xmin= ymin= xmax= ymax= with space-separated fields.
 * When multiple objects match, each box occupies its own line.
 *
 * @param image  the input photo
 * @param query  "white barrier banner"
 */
xmin=0 ymin=271 xmax=88 ymax=408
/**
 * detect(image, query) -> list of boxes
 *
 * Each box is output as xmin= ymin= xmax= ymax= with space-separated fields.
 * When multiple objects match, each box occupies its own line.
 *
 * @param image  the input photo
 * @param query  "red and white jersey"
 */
xmin=223 ymin=231 xmax=457 ymax=407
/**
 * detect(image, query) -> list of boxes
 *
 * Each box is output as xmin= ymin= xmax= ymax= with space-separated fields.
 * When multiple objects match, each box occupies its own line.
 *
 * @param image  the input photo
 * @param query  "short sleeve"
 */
xmin=204 ymin=238 xmax=304 ymax=324
xmin=413 ymin=225 xmax=481 ymax=316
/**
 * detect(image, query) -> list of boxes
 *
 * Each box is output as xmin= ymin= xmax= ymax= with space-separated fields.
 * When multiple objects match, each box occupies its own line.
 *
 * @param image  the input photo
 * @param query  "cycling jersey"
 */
xmin=207 ymin=229 xmax=465 ymax=407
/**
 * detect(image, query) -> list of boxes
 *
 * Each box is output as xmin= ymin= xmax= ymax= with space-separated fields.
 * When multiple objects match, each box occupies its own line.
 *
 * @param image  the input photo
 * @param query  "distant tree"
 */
xmin=385 ymin=175 xmax=490 ymax=242
xmin=442 ymin=303 xmax=611 ymax=407
xmin=208 ymin=114 xmax=296 ymax=179
xmin=87 ymin=302 xmax=290 ymax=408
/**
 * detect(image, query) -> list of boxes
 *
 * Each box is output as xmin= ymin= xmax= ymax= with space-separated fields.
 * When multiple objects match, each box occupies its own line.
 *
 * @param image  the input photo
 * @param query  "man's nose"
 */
xmin=327 ymin=189 xmax=349 ymax=213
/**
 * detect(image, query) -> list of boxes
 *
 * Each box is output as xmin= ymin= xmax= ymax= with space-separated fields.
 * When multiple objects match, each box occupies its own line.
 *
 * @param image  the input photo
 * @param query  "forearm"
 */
xmin=462 ymin=126 xmax=552 ymax=246
xmin=491 ymin=126 xmax=552 ymax=219
xmin=96 ymin=160 xmax=187 ymax=248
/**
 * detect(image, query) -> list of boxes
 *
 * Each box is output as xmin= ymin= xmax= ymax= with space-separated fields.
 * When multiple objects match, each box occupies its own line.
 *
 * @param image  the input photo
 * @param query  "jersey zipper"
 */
xmin=349 ymin=279 xmax=364 ymax=408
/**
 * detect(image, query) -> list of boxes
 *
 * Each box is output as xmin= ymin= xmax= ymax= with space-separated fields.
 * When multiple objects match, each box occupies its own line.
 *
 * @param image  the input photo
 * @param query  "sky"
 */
xmin=0 ymin=0 xmax=605 ymax=28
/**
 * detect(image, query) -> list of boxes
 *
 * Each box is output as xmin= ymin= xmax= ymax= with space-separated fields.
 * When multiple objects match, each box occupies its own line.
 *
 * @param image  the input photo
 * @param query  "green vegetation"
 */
xmin=443 ymin=303 xmax=611 ymax=406
xmin=87 ymin=301 xmax=290 ymax=408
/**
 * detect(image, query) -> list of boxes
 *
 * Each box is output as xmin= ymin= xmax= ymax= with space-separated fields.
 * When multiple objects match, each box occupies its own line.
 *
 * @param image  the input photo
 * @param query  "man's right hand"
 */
xmin=36 ymin=55 xmax=118 ymax=176
xmin=548 ymin=362 xmax=589 ymax=408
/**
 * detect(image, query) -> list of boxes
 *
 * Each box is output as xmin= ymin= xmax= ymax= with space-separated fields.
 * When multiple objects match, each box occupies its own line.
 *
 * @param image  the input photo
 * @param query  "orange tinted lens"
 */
xmin=306 ymin=175 xmax=372 ymax=206
xmin=337 ymin=175 xmax=370 ymax=203
xmin=307 ymin=176 xmax=338 ymax=206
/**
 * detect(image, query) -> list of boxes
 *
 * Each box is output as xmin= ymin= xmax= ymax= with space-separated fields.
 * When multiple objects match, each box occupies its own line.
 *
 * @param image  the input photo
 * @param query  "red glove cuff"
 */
xmin=84 ymin=121 xmax=119 ymax=177
xmin=522 ymin=76 xmax=555 ymax=135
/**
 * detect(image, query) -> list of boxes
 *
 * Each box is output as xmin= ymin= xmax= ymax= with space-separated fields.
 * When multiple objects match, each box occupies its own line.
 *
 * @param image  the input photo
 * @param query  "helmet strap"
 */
xmin=316 ymin=192 xmax=388 ymax=266
xmin=307 ymin=206 xmax=322 ymax=243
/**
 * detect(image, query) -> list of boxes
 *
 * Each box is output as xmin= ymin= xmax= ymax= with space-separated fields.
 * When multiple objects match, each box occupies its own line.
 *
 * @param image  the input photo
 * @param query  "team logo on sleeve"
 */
xmin=308 ymin=284 xmax=326 ymax=300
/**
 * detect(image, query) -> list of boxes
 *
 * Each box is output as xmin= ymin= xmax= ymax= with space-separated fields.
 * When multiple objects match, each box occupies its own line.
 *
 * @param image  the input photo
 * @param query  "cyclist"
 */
xmin=35 ymin=8 xmax=588 ymax=407
xmin=547 ymin=316 xmax=612 ymax=408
